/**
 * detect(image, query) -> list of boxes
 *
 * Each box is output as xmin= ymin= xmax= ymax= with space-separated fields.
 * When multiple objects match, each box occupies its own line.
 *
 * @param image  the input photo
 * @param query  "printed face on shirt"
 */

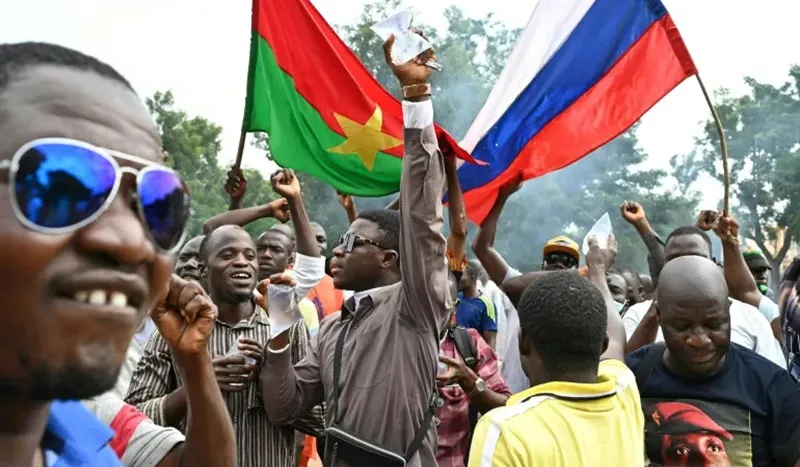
xmin=175 ymin=235 xmax=204 ymax=282
xmin=0 ymin=65 xmax=173 ymax=400
xmin=329 ymin=218 xmax=396 ymax=291
xmin=256 ymin=229 xmax=293 ymax=280
xmin=205 ymin=226 xmax=258 ymax=303
xmin=662 ymin=432 xmax=731 ymax=466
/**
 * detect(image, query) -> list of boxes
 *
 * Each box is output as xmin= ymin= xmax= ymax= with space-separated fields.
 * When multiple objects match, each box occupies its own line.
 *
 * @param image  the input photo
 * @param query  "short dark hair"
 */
xmin=666 ymin=225 xmax=712 ymax=255
xmin=357 ymin=210 xmax=400 ymax=251
xmin=517 ymin=272 xmax=607 ymax=375
xmin=200 ymin=225 xmax=248 ymax=261
xmin=0 ymin=42 xmax=133 ymax=94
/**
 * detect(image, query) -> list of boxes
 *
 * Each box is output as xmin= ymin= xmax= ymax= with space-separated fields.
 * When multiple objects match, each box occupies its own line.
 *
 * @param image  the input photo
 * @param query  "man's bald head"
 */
xmin=657 ymin=256 xmax=731 ymax=377
xmin=658 ymin=256 xmax=728 ymax=312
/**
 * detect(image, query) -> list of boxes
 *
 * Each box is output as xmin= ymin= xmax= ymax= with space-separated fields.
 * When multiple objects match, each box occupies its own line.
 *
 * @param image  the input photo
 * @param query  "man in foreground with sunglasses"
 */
xmin=261 ymin=32 xmax=453 ymax=466
xmin=0 ymin=42 xmax=235 ymax=466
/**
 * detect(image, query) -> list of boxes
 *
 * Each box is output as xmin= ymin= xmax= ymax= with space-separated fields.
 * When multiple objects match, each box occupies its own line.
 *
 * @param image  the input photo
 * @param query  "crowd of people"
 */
xmin=2 ymin=33 xmax=800 ymax=467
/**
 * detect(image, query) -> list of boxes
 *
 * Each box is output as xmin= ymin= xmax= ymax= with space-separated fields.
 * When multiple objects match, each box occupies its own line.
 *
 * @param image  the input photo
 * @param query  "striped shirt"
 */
xmin=125 ymin=307 xmax=325 ymax=467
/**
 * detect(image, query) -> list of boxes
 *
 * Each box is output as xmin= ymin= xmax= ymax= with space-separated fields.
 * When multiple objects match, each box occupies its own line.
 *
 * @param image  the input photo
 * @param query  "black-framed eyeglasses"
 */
xmin=337 ymin=232 xmax=391 ymax=253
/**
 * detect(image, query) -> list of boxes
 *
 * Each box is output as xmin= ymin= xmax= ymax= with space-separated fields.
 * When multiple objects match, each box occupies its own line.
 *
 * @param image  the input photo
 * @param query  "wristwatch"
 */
xmin=401 ymin=83 xmax=432 ymax=99
xmin=467 ymin=378 xmax=486 ymax=398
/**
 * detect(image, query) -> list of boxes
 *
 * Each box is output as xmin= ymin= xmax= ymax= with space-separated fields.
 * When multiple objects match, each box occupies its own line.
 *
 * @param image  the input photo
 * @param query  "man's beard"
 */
xmin=0 ymin=361 xmax=121 ymax=401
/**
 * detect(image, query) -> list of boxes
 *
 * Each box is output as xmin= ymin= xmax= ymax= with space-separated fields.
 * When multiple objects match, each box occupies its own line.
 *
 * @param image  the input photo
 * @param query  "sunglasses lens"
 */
xmin=138 ymin=168 xmax=189 ymax=251
xmin=14 ymin=143 xmax=117 ymax=229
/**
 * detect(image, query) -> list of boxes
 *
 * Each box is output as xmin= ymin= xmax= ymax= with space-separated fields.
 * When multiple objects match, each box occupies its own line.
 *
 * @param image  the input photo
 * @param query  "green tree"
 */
xmin=149 ymin=91 xmax=277 ymax=240
xmin=674 ymin=66 xmax=800 ymax=288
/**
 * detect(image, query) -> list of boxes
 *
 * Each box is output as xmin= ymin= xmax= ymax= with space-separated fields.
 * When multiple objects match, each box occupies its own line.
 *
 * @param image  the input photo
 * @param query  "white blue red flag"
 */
xmin=456 ymin=0 xmax=697 ymax=224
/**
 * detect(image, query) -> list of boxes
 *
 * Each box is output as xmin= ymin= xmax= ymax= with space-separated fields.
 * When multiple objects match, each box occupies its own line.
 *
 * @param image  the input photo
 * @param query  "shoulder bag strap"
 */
xmin=403 ymin=385 xmax=438 ymax=461
xmin=451 ymin=327 xmax=478 ymax=370
xmin=635 ymin=342 xmax=666 ymax=390
xmin=332 ymin=319 xmax=350 ymax=424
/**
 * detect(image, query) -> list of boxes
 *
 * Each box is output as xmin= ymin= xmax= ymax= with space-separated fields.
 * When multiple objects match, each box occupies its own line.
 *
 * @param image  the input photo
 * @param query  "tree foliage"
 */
xmin=674 ymin=66 xmax=800 ymax=286
xmin=148 ymin=91 xmax=278 ymax=240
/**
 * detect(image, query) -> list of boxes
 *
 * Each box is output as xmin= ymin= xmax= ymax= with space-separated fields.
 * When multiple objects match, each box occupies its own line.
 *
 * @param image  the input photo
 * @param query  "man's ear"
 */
xmin=381 ymin=249 xmax=399 ymax=268
xmin=518 ymin=329 xmax=531 ymax=357
xmin=602 ymin=335 xmax=610 ymax=354
xmin=199 ymin=263 xmax=208 ymax=279
xmin=654 ymin=300 xmax=662 ymax=323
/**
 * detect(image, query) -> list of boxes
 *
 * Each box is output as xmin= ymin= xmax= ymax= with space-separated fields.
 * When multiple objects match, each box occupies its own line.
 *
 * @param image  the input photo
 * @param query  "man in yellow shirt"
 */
xmin=470 ymin=235 xmax=643 ymax=466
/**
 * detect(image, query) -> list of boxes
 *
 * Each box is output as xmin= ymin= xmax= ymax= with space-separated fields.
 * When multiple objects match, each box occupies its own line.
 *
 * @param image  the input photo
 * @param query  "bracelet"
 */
xmin=402 ymin=83 xmax=432 ymax=99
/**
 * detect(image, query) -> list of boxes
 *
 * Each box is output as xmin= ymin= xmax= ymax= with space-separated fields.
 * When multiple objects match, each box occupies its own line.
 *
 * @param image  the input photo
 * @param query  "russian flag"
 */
xmin=456 ymin=0 xmax=697 ymax=224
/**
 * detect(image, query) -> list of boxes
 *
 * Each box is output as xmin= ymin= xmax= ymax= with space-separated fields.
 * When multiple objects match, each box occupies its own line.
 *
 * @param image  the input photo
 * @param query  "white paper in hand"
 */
xmin=371 ymin=9 xmax=433 ymax=65
xmin=266 ymin=284 xmax=303 ymax=336
xmin=582 ymin=212 xmax=612 ymax=255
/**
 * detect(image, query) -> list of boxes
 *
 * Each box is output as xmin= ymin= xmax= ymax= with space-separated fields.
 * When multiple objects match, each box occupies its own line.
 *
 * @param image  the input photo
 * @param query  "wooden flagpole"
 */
xmin=695 ymin=74 xmax=730 ymax=216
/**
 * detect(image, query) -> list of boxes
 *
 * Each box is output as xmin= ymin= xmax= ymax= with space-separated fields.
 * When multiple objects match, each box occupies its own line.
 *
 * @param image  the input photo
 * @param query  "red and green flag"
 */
xmin=242 ymin=0 xmax=476 ymax=197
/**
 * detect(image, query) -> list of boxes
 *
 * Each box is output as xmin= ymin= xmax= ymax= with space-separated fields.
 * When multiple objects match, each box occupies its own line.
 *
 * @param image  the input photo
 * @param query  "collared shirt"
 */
xmin=125 ymin=306 xmax=325 ymax=467
xmin=82 ymin=392 xmax=184 ymax=466
xmin=436 ymin=328 xmax=510 ymax=467
xmin=262 ymin=100 xmax=453 ymax=467
xmin=469 ymin=359 xmax=644 ymax=466
xmin=44 ymin=400 xmax=121 ymax=466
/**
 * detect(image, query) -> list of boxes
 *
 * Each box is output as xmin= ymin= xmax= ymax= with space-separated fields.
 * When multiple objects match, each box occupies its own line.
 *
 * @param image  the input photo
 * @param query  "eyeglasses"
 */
xmin=543 ymin=252 xmax=579 ymax=269
xmin=337 ymin=232 xmax=391 ymax=253
xmin=0 ymin=138 xmax=190 ymax=253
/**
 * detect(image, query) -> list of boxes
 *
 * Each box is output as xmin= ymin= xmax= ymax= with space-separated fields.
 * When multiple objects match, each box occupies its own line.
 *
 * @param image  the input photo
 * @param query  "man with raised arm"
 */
xmin=260 ymin=32 xmax=451 ymax=466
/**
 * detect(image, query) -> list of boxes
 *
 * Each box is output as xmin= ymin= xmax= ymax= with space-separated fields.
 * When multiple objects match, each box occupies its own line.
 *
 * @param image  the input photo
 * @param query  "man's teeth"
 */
xmin=232 ymin=273 xmax=250 ymax=279
xmin=72 ymin=290 xmax=129 ymax=308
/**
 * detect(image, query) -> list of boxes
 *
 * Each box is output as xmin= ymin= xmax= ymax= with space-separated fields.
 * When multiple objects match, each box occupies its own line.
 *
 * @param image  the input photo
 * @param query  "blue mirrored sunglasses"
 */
xmin=0 ymin=138 xmax=191 ymax=253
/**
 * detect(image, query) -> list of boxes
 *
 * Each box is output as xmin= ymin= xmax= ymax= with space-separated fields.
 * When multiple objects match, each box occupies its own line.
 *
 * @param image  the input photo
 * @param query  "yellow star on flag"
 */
xmin=328 ymin=106 xmax=402 ymax=171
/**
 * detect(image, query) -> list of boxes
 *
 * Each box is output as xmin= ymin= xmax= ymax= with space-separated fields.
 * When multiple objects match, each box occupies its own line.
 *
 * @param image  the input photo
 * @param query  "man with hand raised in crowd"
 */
xmin=0 ymin=41 xmax=235 ymax=466
xmin=261 ymin=31 xmax=452 ymax=466
xmin=127 ymin=169 xmax=325 ymax=467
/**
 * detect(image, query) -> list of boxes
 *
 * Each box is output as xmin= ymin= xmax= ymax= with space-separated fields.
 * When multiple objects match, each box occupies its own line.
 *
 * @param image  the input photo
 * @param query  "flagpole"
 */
xmin=233 ymin=130 xmax=247 ymax=170
xmin=696 ymin=74 xmax=730 ymax=216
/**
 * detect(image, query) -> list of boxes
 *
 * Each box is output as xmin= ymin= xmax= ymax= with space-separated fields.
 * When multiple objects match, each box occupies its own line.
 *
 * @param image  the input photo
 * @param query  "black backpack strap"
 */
xmin=332 ymin=319 xmax=350 ymax=423
xmin=635 ymin=343 xmax=666 ymax=389
xmin=403 ymin=385 xmax=438 ymax=461
xmin=451 ymin=327 xmax=478 ymax=370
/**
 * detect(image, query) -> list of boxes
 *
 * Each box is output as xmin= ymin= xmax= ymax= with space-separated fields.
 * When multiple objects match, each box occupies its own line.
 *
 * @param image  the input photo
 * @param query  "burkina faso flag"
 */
xmin=242 ymin=0 xmax=476 ymax=197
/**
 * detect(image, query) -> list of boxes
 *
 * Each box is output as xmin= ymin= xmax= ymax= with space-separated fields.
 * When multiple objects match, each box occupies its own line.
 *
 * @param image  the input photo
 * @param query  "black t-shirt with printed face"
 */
xmin=626 ymin=343 xmax=800 ymax=467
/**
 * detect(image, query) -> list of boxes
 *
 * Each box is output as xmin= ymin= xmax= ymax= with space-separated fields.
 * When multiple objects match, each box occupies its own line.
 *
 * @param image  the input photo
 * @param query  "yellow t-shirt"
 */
xmin=468 ymin=359 xmax=644 ymax=467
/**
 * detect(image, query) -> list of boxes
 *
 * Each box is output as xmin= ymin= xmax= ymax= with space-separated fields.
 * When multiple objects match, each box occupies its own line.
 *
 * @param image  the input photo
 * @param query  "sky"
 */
xmin=3 ymin=0 xmax=800 ymax=209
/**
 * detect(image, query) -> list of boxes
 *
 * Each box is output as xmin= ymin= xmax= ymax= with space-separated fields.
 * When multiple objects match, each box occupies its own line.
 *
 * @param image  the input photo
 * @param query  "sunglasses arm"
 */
xmin=0 ymin=160 xmax=9 ymax=183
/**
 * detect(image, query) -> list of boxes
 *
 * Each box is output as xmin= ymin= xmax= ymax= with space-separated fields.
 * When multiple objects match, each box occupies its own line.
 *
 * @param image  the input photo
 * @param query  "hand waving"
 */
xmin=151 ymin=275 xmax=216 ymax=358
xmin=383 ymin=29 xmax=435 ymax=86
xmin=271 ymin=169 xmax=301 ymax=200
xmin=498 ymin=174 xmax=524 ymax=199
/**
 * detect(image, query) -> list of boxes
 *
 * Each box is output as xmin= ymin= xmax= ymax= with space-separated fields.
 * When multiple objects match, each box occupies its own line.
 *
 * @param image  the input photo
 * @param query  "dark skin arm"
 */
xmin=337 ymin=192 xmax=359 ymax=224
xmin=624 ymin=301 xmax=660 ymax=354
xmin=585 ymin=234 xmax=626 ymax=361
xmin=203 ymin=199 xmax=290 ymax=234
xmin=712 ymin=212 xmax=782 ymax=340
xmin=225 ymin=167 xmax=246 ymax=211
xmin=620 ymin=201 xmax=665 ymax=286
xmin=272 ymin=169 xmax=318 ymax=258
xmin=152 ymin=276 xmax=237 ymax=467
xmin=503 ymin=267 xmax=588 ymax=308
xmin=482 ymin=331 xmax=497 ymax=351
xmin=444 ymin=154 xmax=468 ymax=263
xmin=437 ymin=356 xmax=508 ymax=414
xmin=471 ymin=177 xmax=522 ymax=286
